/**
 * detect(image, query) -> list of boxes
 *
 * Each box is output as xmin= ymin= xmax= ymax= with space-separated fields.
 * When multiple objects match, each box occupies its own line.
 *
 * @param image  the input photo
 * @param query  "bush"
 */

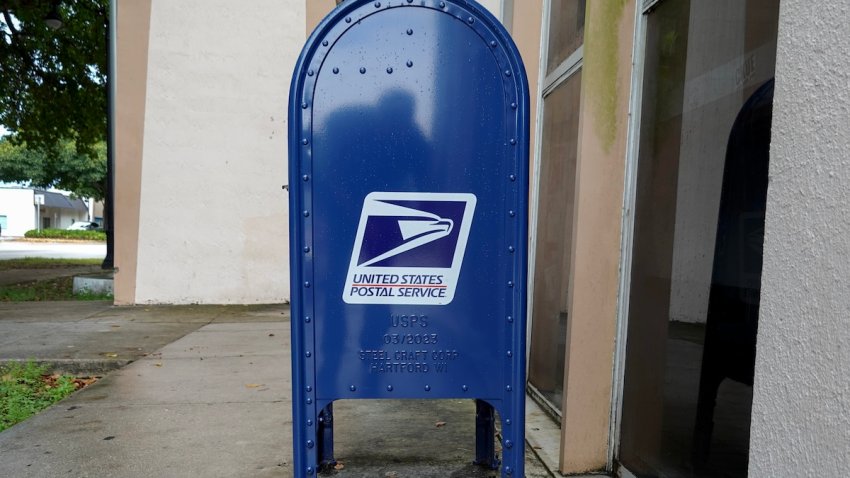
xmin=24 ymin=228 xmax=106 ymax=241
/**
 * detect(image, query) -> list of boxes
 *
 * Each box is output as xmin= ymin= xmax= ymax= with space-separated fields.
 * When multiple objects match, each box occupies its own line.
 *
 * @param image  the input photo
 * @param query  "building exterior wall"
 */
xmin=306 ymin=0 xmax=333 ymax=34
xmin=114 ymin=0 xmax=152 ymax=304
xmin=42 ymin=207 xmax=87 ymax=230
xmin=507 ymin=4 xmax=543 ymax=419
xmin=0 ymin=188 xmax=87 ymax=235
xmin=121 ymin=0 xmax=304 ymax=304
xmin=120 ymin=0 xmax=505 ymax=305
xmin=508 ymin=1 xmax=637 ymax=473
xmin=91 ymin=200 xmax=104 ymax=224
xmin=750 ymin=0 xmax=850 ymax=474
xmin=557 ymin=1 xmax=636 ymax=473
xmin=0 ymin=188 xmax=34 ymax=236
xmin=509 ymin=0 xmax=542 ymax=193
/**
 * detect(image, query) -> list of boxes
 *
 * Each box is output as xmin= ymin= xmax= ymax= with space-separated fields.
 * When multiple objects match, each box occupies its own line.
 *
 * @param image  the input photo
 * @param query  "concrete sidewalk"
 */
xmin=0 ymin=301 xmax=282 ymax=374
xmin=0 ymin=303 xmax=553 ymax=477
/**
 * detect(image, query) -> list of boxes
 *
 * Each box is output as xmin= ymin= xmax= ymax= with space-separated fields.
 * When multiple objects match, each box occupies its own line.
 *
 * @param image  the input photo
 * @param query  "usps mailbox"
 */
xmin=289 ymin=1 xmax=529 ymax=476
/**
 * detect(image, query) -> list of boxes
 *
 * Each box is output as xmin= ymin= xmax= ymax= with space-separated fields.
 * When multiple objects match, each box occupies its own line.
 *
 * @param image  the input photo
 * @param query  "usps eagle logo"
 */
xmin=343 ymin=192 xmax=476 ymax=305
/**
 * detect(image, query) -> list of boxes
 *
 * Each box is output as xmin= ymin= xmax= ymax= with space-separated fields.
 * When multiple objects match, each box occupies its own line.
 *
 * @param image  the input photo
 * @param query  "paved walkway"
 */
xmin=0 ymin=240 xmax=106 ymax=259
xmin=0 ymin=303 xmax=553 ymax=477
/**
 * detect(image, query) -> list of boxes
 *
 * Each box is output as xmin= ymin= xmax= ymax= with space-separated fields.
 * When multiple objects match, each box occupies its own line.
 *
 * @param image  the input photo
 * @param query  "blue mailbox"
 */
xmin=289 ymin=1 xmax=529 ymax=476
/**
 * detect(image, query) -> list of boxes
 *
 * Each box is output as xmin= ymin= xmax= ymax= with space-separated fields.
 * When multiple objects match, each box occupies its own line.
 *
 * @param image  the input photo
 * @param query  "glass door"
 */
xmin=617 ymin=0 xmax=780 ymax=475
xmin=527 ymin=0 xmax=585 ymax=416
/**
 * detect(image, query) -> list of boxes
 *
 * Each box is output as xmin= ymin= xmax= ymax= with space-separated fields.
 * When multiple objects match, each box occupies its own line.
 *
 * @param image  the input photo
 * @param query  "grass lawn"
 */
xmin=0 ymin=276 xmax=111 ymax=302
xmin=0 ymin=361 xmax=95 ymax=432
xmin=0 ymin=258 xmax=111 ymax=302
xmin=0 ymin=258 xmax=103 ymax=271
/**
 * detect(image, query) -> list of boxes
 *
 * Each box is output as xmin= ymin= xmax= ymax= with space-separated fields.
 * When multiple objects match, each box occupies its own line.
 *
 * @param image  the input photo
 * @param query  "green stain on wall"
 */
xmin=584 ymin=0 xmax=627 ymax=153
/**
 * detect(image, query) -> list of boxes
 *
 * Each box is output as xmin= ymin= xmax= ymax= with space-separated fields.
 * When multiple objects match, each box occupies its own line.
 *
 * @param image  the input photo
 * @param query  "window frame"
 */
xmin=526 ymin=0 xmax=586 ymax=423
xmin=608 ymin=1 xmax=658 ymax=472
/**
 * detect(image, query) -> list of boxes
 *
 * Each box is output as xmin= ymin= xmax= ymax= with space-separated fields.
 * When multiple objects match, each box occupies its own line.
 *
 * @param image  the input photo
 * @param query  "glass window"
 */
xmin=545 ymin=0 xmax=586 ymax=75
xmin=528 ymin=70 xmax=582 ymax=412
xmin=619 ymin=0 xmax=779 ymax=476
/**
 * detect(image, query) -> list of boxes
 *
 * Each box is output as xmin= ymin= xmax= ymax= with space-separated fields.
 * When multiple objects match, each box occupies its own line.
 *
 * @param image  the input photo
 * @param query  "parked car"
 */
xmin=66 ymin=221 xmax=101 ymax=231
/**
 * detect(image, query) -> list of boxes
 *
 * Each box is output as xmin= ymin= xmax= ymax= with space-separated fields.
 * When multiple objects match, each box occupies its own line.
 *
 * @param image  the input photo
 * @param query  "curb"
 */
xmin=0 ymin=358 xmax=132 ymax=376
xmin=11 ymin=239 xmax=106 ymax=244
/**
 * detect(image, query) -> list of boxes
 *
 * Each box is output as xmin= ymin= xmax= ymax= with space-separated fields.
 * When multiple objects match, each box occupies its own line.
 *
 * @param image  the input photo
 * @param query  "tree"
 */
xmin=0 ymin=0 xmax=108 ymax=154
xmin=1 ymin=0 xmax=112 ymax=268
xmin=0 ymin=135 xmax=105 ymax=199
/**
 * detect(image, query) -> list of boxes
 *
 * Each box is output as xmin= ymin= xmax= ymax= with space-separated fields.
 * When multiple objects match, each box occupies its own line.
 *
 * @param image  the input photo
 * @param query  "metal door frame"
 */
xmin=526 ymin=0 xmax=585 ymax=422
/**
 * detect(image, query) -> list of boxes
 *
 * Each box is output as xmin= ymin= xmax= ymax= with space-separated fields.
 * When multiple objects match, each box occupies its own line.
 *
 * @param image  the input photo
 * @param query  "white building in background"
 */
xmin=0 ymin=185 xmax=92 ymax=237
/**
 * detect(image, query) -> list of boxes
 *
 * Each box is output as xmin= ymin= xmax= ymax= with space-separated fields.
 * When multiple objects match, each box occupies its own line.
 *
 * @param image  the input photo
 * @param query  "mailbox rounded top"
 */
xmin=291 ymin=0 xmax=529 ymax=123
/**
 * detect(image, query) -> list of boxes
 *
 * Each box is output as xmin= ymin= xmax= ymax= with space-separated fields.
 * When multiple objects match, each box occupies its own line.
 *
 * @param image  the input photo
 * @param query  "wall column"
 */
xmin=114 ymin=0 xmax=153 ymax=305
xmin=558 ymin=0 xmax=636 ymax=473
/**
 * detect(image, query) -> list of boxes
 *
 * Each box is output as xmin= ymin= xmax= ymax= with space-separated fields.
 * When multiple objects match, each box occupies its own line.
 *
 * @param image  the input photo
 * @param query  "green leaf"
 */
xmin=0 ymin=0 xmax=108 ymax=152
xmin=0 ymin=136 xmax=106 ymax=200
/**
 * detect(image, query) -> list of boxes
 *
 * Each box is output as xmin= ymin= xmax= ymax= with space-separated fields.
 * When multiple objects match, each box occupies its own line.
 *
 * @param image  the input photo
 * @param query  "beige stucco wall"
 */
xmin=119 ymin=0 xmax=507 ymax=304
xmin=559 ymin=1 xmax=636 ymax=473
xmin=509 ymin=0 xmax=541 ymax=373
xmin=306 ymin=0 xmax=335 ymax=35
xmin=129 ymin=0 xmax=304 ymax=304
xmin=509 ymin=0 xmax=542 ymax=191
xmin=508 ymin=0 xmax=637 ymax=473
xmin=114 ymin=0 xmax=152 ymax=304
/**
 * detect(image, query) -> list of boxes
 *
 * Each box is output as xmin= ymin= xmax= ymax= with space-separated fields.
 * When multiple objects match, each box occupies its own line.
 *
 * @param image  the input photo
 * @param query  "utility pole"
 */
xmin=102 ymin=0 xmax=115 ymax=269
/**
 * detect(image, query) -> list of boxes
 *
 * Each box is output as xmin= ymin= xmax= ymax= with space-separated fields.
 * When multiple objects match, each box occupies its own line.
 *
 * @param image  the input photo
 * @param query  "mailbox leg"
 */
xmin=473 ymin=400 xmax=500 ymax=469
xmin=317 ymin=403 xmax=336 ymax=470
